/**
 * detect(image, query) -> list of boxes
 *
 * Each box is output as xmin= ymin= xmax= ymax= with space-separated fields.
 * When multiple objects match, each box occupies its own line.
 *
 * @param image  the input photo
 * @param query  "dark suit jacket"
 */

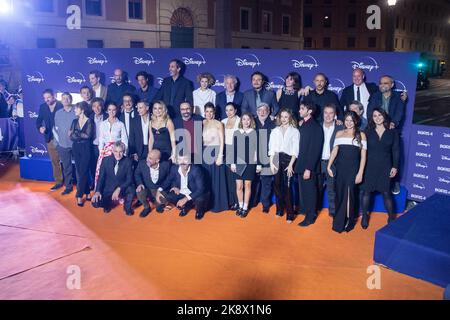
xmin=161 ymin=164 xmax=207 ymax=201
xmin=367 ymin=91 xmax=405 ymax=127
xmin=106 ymin=82 xmax=136 ymax=106
xmin=153 ymin=76 xmax=194 ymax=119
xmin=302 ymin=89 xmax=343 ymax=121
xmin=215 ymin=91 xmax=244 ymax=119
xmin=339 ymin=82 xmax=378 ymax=111
xmin=128 ymin=115 xmax=149 ymax=160
xmin=36 ymin=101 xmax=63 ymax=143
xmin=96 ymin=155 xmax=134 ymax=195
xmin=118 ymin=109 xmax=136 ymax=137
xmin=255 ymin=117 xmax=276 ymax=168
xmin=241 ymin=88 xmax=279 ymax=116
xmin=134 ymin=160 xmax=171 ymax=190
xmin=295 ymin=118 xmax=324 ymax=174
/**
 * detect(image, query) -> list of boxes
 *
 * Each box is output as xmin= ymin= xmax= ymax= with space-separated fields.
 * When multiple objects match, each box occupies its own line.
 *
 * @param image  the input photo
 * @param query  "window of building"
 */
xmin=395 ymin=38 xmax=398 ymax=49
xmin=87 ymin=40 xmax=104 ymax=48
xmin=401 ymin=38 xmax=404 ymax=49
xmin=128 ymin=0 xmax=143 ymax=20
xmin=282 ymin=15 xmax=291 ymax=35
xmin=304 ymin=13 xmax=312 ymax=28
xmin=37 ymin=38 xmax=56 ymax=48
xmin=240 ymin=8 xmax=251 ymax=32
xmin=368 ymin=37 xmax=376 ymax=48
xmin=262 ymin=11 xmax=273 ymax=33
xmin=304 ymin=37 xmax=312 ymax=48
xmin=130 ymin=41 xmax=144 ymax=48
xmin=323 ymin=37 xmax=331 ymax=48
xmin=323 ymin=14 xmax=331 ymax=28
xmin=241 ymin=46 xmax=250 ymax=49
xmin=395 ymin=15 xmax=399 ymax=29
xmin=348 ymin=13 xmax=356 ymax=28
xmin=35 ymin=0 xmax=54 ymax=12
xmin=347 ymin=37 xmax=356 ymax=48
xmin=86 ymin=0 xmax=102 ymax=16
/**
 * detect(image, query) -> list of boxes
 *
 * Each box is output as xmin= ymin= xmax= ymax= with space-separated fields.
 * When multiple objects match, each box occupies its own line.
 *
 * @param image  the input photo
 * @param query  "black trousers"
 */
xmin=90 ymin=144 xmax=100 ymax=189
xmin=55 ymin=145 xmax=73 ymax=189
xmin=253 ymin=174 xmax=273 ymax=208
xmin=136 ymin=188 xmax=167 ymax=208
xmin=319 ymin=159 xmax=337 ymax=216
xmin=92 ymin=185 xmax=135 ymax=211
xmin=298 ymin=172 xmax=319 ymax=222
xmin=73 ymin=141 xmax=91 ymax=197
xmin=274 ymin=153 xmax=294 ymax=214
xmin=161 ymin=190 xmax=209 ymax=213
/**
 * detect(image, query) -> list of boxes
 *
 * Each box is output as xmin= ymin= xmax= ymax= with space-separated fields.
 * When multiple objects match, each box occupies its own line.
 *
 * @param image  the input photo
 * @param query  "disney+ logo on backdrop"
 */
xmin=66 ymin=72 xmax=86 ymax=84
xmin=235 ymin=54 xmax=261 ymax=68
xmin=182 ymin=53 xmax=207 ymax=67
xmin=26 ymin=72 xmax=45 ymax=84
xmin=87 ymin=53 xmax=108 ymax=66
xmin=350 ymin=56 xmax=379 ymax=72
xmin=133 ymin=53 xmax=156 ymax=66
xmin=45 ymin=53 xmax=65 ymax=66
xmin=29 ymin=144 xmax=48 ymax=157
xmin=291 ymin=55 xmax=319 ymax=70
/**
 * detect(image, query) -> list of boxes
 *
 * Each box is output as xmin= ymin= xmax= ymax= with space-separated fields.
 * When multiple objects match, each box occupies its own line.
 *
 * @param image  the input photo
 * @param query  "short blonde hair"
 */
xmin=196 ymin=72 xmax=216 ymax=87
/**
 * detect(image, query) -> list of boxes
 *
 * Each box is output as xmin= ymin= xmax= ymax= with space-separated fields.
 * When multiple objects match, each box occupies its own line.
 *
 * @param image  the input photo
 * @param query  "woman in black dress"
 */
xmin=276 ymin=72 xmax=302 ymax=119
xmin=70 ymin=102 xmax=95 ymax=207
xmin=149 ymin=100 xmax=176 ymax=162
xmin=231 ymin=113 xmax=261 ymax=218
xmin=361 ymin=108 xmax=399 ymax=228
xmin=327 ymin=111 xmax=367 ymax=233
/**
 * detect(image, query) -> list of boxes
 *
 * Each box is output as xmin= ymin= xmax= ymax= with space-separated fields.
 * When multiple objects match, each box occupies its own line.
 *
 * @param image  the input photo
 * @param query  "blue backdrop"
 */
xmin=21 ymin=48 xmax=425 ymax=198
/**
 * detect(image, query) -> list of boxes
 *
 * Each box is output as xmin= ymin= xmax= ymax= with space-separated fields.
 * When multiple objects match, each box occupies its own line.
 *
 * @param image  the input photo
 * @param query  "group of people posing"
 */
xmin=35 ymin=59 xmax=406 ymax=232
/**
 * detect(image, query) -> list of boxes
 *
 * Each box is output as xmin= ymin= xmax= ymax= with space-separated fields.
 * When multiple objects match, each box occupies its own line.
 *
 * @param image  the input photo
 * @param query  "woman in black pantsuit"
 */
xmin=231 ymin=113 xmax=261 ymax=218
xmin=361 ymin=108 xmax=400 ymax=228
xmin=327 ymin=111 xmax=367 ymax=233
xmin=70 ymin=102 xmax=95 ymax=207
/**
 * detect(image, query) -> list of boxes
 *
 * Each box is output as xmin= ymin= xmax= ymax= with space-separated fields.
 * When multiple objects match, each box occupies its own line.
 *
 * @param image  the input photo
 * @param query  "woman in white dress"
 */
xmin=96 ymin=102 xmax=128 ymax=186
xmin=193 ymin=72 xmax=216 ymax=117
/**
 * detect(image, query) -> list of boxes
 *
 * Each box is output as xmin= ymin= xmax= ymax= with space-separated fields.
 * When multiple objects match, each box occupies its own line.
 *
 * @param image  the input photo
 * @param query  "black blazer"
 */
xmin=339 ymin=82 xmax=378 ymax=112
xmin=128 ymin=115 xmax=149 ymax=160
xmin=36 ymin=101 xmax=63 ymax=143
xmin=367 ymin=91 xmax=405 ymax=127
xmin=118 ymin=109 xmax=136 ymax=137
xmin=134 ymin=160 xmax=171 ymax=190
xmin=96 ymin=155 xmax=133 ymax=194
xmin=161 ymin=164 xmax=207 ymax=201
xmin=241 ymin=88 xmax=279 ymax=117
xmin=153 ymin=76 xmax=194 ymax=119
xmin=215 ymin=91 xmax=244 ymax=119
xmin=106 ymin=82 xmax=136 ymax=106
xmin=295 ymin=118 xmax=324 ymax=174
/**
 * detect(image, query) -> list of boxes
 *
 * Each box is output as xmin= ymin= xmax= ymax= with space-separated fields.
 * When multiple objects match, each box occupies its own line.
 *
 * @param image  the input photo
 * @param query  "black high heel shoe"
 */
xmin=235 ymin=208 xmax=242 ymax=217
xmin=240 ymin=209 xmax=249 ymax=218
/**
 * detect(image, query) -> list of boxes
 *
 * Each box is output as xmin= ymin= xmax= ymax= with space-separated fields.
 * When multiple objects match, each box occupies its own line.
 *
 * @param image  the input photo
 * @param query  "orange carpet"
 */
xmin=0 ymin=163 xmax=443 ymax=299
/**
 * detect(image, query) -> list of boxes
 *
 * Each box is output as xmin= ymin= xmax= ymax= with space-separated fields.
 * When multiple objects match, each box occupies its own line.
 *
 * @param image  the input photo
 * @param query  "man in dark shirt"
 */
xmin=36 ymin=89 xmax=64 ymax=191
xmin=106 ymin=68 xmax=136 ymax=106
xmin=173 ymin=101 xmax=203 ymax=163
xmin=153 ymin=59 xmax=194 ymax=119
xmin=241 ymin=71 xmax=279 ymax=117
xmin=302 ymin=73 xmax=344 ymax=123
xmin=135 ymin=71 xmax=158 ymax=105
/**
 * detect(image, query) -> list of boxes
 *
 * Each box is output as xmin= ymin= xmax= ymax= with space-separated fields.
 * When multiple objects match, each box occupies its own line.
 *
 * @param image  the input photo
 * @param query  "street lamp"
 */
xmin=387 ymin=0 xmax=397 ymax=6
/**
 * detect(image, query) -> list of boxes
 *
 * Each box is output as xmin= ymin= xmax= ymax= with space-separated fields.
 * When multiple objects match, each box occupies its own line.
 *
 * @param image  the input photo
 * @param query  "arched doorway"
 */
xmin=170 ymin=8 xmax=194 ymax=48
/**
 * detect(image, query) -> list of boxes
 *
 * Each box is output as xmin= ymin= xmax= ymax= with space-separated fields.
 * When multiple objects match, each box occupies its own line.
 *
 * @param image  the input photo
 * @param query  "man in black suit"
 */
xmin=135 ymin=149 xmax=172 ymax=217
xmin=173 ymin=102 xmax=203 ymax=162
xmin=153 ymin=59 xmax=194 ymax=119
xmin=339 ymin=68 xmax=378 ymax=117
xmin=129 ymin=101 xmax=151 ymax=161
xmin=367 ymin=75 xmax=406 ymax=130
xmin=241 ymin=71 xmax=279 ymax=117
xmin=253 ymin=102 xmax=276 ymax=213
xmin=92 ymin=141 xmax=135 ymax=215
xmin=118 ymin=93 xmax=136 ymax=138
xmin=157 ymin=154 xmax=209 ymax=220
xmin=90 ymin=98 xmax=108 ymax=190
xmin=319 ymin=103 xmax=344 ymax=217
xmin=302 ymin=73 xmax=344 ymax=123
xmin=106 ymin=68 xmax=136 ymax=106
xmin=36 ymin=89 xmax=64 ymax=191
xmin=296 ymin=102 xmax=324 ymax=227
xmin=215 ymin=75 xmax=244 ymax=119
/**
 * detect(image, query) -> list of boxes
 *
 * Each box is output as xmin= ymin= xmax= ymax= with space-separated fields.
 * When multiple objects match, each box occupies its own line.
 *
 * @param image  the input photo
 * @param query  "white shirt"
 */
xmin=179 ymin=166 xmax=192 ymax=200
xmin=268 ymin=126 xmax=300 ymax=157
xmin=93 ymin=114 xmax=104 ymax=145
xmin=322 ymin=122 xmax=335 ymax=160
xmin=193 ymin=88 xmax=216 ymax=117
xmin=98 ymin=119 xmax=128 ymax=152
xmin=95 ymin=86 xmax=101 ymax=98
xmin=226 ymin=92 xmax=235 ymax=104
xmin=150 ymin=164 xmax=159 ymax=184
xmin=221 ymin=116 xmax=240 ymax=145
xmin=353 ymin=83 xmax=370 ymax=118
xmin=141 ymin=115 xmax=150 ymax=146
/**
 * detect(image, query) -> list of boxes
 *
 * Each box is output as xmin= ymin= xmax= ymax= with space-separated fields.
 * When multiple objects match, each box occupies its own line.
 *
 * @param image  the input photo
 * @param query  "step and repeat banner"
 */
xmin=21 ymin=48 xmax=430 ymax=199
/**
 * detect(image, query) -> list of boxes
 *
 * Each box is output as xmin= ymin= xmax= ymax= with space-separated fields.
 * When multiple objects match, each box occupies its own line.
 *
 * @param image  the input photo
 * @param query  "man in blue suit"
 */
xmin=157 ymin=154 xmax=210 ymax=220
xmin=241 ymin=71 xmax=279 ymax=117
xmin=215 ymin=75 xmax=244 ymax=119
xmin=153 ymin=59 xmax=194 ymax=119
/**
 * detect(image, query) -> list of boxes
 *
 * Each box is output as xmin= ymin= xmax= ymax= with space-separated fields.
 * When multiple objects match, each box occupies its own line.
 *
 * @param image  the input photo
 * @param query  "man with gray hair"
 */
xmin=348 ymin=100 xmax=367 ymax=130
xmin=215 ymin=74 xmax=244 ymax=120
xmin=92 ymin=141 xmax=135 ymax=215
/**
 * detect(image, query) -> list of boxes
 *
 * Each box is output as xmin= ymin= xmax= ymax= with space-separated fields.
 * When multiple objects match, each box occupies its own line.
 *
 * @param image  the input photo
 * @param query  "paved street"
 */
xmin=413 ymin=78 xmax=450 ymax=127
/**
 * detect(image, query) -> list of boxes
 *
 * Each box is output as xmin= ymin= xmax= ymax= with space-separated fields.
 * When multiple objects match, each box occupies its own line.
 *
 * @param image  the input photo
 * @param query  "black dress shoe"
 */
xmin=195 ymin=211 xmax=205 ymax=220
xmin=61 ymin=188 xmax=73 ymax=195
xmin=103 ymin=208 xmax=111 ymax=214
xmin=156 ymin=204 xmax=165 ymax=213
xmin=139 ymin=207 xmax=151 ymax=218
xmin=235 ymin=208 xmax=242 ymax=216
xmin=50 ymin=183 xmax=63 ymax=191
xmin=262 ymin=206 xmax=270 ymax=213
xmin=179 ymin=208 xmax=188 ymax=217
xmin=387 ymin=214 xmax=397 ymax=223
xmin=240 ymin=209 xmax=249 ymax=218
xmin=77 ymin=201 xmax=84 ymax=207
xmin=298 ymin=218 xmax=313 ymax=227
xmin=361 ymin=214 xmax=369 ymax=229
xmin=125 ymin=208 xmax=134 ymax=216
xmin=345 ymin=222 xmax=356 ymax=232
xmin=286 ymin=213 xmax=295 ymax=223
xmin=276 ymin=210 xmax=284 ymax=217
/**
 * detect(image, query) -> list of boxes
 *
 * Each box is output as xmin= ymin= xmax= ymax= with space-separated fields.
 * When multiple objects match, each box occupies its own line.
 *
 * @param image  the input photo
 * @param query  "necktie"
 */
xmin=356 ymin=86 xmax=361 ymax=102
xmin=256 ymin=91 xmax=262 ymax=109
xmin=114 ymin=161 xmax=119 ymax=175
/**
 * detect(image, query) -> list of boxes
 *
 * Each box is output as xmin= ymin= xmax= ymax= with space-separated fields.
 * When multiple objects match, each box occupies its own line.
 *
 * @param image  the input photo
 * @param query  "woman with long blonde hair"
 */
xmin=149 ymin=100 xmax=176 ymax=162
